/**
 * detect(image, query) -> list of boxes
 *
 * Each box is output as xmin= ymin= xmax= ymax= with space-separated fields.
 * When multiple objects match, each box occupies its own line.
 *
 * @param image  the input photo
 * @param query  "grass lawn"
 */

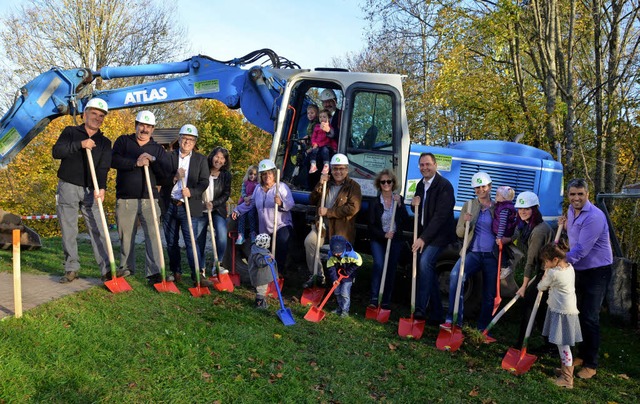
xmin=0 ymin=236 xmax=638 ymax=403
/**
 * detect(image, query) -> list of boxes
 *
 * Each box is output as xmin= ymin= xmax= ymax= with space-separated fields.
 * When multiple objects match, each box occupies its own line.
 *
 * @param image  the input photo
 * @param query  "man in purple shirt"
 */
xmin=560 ymin=178 xmax=613 ymax=380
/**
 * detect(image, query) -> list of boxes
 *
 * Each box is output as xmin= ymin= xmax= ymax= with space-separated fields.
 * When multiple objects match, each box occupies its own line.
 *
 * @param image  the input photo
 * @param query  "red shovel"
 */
xmin=398 ymin=204 xmax=425 ymax=339
xmin=144 ymin=166 xmax=179 ymax=293
xmin=86 ymin=149 xmax=132 ymax=293
xmin=184 ymin=179 xmax=210 ymax=297
xmin=493 ymin=242 xmax=503 ymax=315
xmin=304 ymin=270 xmax=347 ymax=322
xmin=227 ymin=231 xmax=241 ymax=287
xmin=501 ymin=224 xmax=563 ymax=373
xmin=205 ymin=184 xmax=234 ymax=293
xmin=483 ymin=274 xmax=538 ymax=343
xmin=301 ymin=180 xmax=327 ymax=306
xmin=436 ymin=202 xmax=472 ymax=351
xmin=267 ymin=169 xmax=285 ymax=298
xmin=366 ymin=198 xmax=397 ymax=323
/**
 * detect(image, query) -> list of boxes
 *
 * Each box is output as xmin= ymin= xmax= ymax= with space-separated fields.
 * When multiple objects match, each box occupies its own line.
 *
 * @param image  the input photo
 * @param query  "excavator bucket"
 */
xmin=0 ymin=209 xmax=42 ymax=250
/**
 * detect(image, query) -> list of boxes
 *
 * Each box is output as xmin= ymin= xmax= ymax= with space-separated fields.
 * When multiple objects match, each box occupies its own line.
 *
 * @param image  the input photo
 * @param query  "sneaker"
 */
xmin=218 ymin=266 xmax=229 ymax=275
xmin=102 ymin=268 xmax=131 ymax=281
xmin=147 ymin=273 xmax=162 ymax=285
xmin=321 ymin=163 xmax=330 ymax=175
xmin=255 ymin=296 xmax=268 ymax=309
xmin=236 ymin=233 xmax=245 ymax=245
xmin=166 ymin=274 xmax=175 ymax=282
xmin=59 ymin=271 xmax=78 ymax=283
xmin=302 ymin=275 xmax=316 ymax=289
xmin=340 ymin=312 xmax=350 ymax=318
xmin=439 ymin=321 xmax=452 ymax=331
xmin=331 ymin=308 xmax=342 ymax=315
xmin=196 ymin=278 xmax=213 ymax=287
xmin=309 ymin=162 xmax=318 ymax=174
xmin=500 ymin=266 xmax=512 ymax=280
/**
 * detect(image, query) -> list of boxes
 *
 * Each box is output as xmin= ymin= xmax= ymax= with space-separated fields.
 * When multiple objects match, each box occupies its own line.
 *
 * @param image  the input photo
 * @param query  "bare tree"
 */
xmin=0 ymin=0 xmax=188 ymax=107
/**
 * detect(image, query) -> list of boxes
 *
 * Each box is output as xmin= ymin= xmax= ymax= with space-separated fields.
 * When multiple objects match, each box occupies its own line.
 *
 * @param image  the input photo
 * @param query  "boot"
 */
xmin=552 ymin=365 xmax=574 ymax=389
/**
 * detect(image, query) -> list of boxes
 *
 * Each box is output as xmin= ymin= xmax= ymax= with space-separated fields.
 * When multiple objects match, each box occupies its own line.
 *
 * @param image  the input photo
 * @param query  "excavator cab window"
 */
xmin=344 ymin=87 xmax=397 ymax=197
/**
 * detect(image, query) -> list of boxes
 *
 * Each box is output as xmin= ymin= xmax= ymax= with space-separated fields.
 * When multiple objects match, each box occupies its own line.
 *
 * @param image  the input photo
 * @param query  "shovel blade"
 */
xmin=211 ymin=274 xmax=234 ymax=292
xmin=300 ymin=287 xmax=325 ymax=306
xmin=502 ymin=348 xmax=537 ymax=375
xmin=436 ymin=326 xmax=464 ymax=351
xmin=266 ymin=277 xmax=285 ymax=298
xmin=104 ymin=277 xmax=133 ymax=293
xmin=304 ymin=306 xmax=326 ymax=322
xmin=365 ymin=306 xmax=391 ymax=323
xmin=483 ymin=334 xmax=497 ymax=344
xmin=188 ymin=286 xmax=211 ymax=297
xmin=154 ymin=281 xmax=180 ymax=294
xmin=397 ymin=317 xmax=425 ymax=339
xmin=277 ymin=308 xmax=296 ymax=326
xmin=229 ymin=272 xmax=241 ymax=287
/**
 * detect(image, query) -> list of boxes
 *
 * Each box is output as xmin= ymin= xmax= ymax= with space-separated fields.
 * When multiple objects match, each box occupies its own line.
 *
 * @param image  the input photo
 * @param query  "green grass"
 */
xmin=1 ymin=238 xmax=639 ymax=403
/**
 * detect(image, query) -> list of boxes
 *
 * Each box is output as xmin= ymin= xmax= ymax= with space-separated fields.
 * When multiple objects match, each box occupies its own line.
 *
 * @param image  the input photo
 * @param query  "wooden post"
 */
xmin=13 ymin=229 xmax=22 ymax=318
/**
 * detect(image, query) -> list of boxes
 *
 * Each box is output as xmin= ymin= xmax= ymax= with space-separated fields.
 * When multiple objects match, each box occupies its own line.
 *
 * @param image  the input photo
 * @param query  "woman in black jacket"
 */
xmin=367 ymin=169 xmax=408 ymax=309
xmin=196 ymin=146 xmax=232 ymax=275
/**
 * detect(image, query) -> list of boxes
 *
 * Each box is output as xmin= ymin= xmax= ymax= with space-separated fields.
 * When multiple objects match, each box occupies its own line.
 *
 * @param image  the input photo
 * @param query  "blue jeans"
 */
xmin=575 ymin=265 xmax=612 ymax=369
xmin=369 ymin=238 xmax=402 ymax=307
xmin=196 ymin=211 xmax=227 ymax=273
xmin=163 ymin=203 xmax=202 ymax=279
xmin=416 ymin=245 xmax=444 ymax=322
xmin=273 ymin=225 xmax=292 ymax=273
xmin=446 ymin=251 xmax=497 ymax=330
xmin=335 ymin=281 xmax=353 ymax=314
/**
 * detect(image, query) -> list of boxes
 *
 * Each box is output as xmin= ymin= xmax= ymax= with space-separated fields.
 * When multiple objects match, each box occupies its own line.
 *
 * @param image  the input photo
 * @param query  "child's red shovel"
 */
xmin=304 ymin=270 xmax=347 ymax=323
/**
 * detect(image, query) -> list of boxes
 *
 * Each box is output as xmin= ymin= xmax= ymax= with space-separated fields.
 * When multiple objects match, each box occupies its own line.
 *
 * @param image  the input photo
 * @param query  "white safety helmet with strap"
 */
xmin=255 ymin=233 xmax=271 ymax=249
xmin=179 ymin=124 xmax=198 ymax=137
xmin=330 ymin=153 xmax=349 ymax=166
xmin=135 ymin=110 xmax=156 ymax=126
xmin=258 ymin=159 xmax=276 ymax=172
xmin=319 ymin=89 xmax=337 ymax=101
xmin=514 ymin=191 xmax=540 ymax=208
xmin=471 ymin=171 xmax=492 ymax=188
xmin=85 ymin=97 xmax=108 ymax=114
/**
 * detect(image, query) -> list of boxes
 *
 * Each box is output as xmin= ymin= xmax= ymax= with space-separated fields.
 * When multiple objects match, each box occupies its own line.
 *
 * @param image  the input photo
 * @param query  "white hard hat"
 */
xmin=85 ymin=97 xmax=108 ymax=114
xmin=135 ymin=110 xmax=156 ymax=126
xmin=319 ymin=89 xmax=337 ymax=101
xmin=255 ymin=233 xmax=271 ymax=249
xmin=330 ymin=153 xmax=349 ymax=166
xmin=179 ymin=124 xmax=198 ymax=137
xmin=515 ymin=191 xmax=540 ymax=208
xmin=258 ymin=159 xmax=276 ymax=172
xmin=471 ymin=172 xmax=492 ymax=188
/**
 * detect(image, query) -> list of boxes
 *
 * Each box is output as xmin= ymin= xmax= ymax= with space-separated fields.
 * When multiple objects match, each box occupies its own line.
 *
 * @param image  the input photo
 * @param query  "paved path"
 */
xmin=0 ymin=272 xmax=101 ymax=320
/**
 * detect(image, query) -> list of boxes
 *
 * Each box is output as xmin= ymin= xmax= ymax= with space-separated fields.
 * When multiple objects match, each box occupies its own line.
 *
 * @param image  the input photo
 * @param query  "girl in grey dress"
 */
xmin=538 ymin=242 xmax=582 ymax=388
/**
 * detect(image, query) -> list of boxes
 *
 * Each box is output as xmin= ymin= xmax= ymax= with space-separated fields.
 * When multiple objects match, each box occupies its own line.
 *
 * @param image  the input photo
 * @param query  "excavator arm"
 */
xmin=0 ymin=50 xmax=299 ymax=168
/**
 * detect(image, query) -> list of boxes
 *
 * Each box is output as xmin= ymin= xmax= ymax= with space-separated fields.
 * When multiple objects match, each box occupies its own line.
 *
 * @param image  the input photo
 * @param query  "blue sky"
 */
xmin=0 ymin=0 xmax=368 ymax=69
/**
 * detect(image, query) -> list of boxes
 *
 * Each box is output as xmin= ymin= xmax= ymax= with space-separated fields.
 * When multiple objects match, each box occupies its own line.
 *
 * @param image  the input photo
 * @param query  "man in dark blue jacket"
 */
xmin=111 ymin=111 xmax=169 ymax=285
xmin=52 ymin=98 xmax=114 ymax=283
xmin=160 ymin=124 xmax=211 ymax=285
xmin=411 ymin=152 xmax=456 ymax=324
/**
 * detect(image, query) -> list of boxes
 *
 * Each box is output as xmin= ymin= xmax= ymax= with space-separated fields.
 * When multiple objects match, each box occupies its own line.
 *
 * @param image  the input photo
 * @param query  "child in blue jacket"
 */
xmin=327 ymin=235 xmax=362 ymax=317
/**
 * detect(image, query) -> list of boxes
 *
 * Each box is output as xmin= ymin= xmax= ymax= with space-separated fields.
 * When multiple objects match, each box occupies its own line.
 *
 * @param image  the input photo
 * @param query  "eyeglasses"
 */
xmin=181 ymin=137 xmax=197 ymax=143
xmin=332 ymin=167 xmax=348 ymax=172
xmin=380 ymin=180 xmax=394 ymax=185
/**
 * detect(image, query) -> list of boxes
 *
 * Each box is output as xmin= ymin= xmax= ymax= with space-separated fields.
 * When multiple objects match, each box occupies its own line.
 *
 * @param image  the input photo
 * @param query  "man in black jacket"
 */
xmin=52 ymin=98 xmax=114 ymax=283
xmin=160 ymin=124 xmax=211 ymax=285
xmin=411 ymin=152 xmax=456 ymax=324
xmin=112 ymin=110 xmax=170 ymax=285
